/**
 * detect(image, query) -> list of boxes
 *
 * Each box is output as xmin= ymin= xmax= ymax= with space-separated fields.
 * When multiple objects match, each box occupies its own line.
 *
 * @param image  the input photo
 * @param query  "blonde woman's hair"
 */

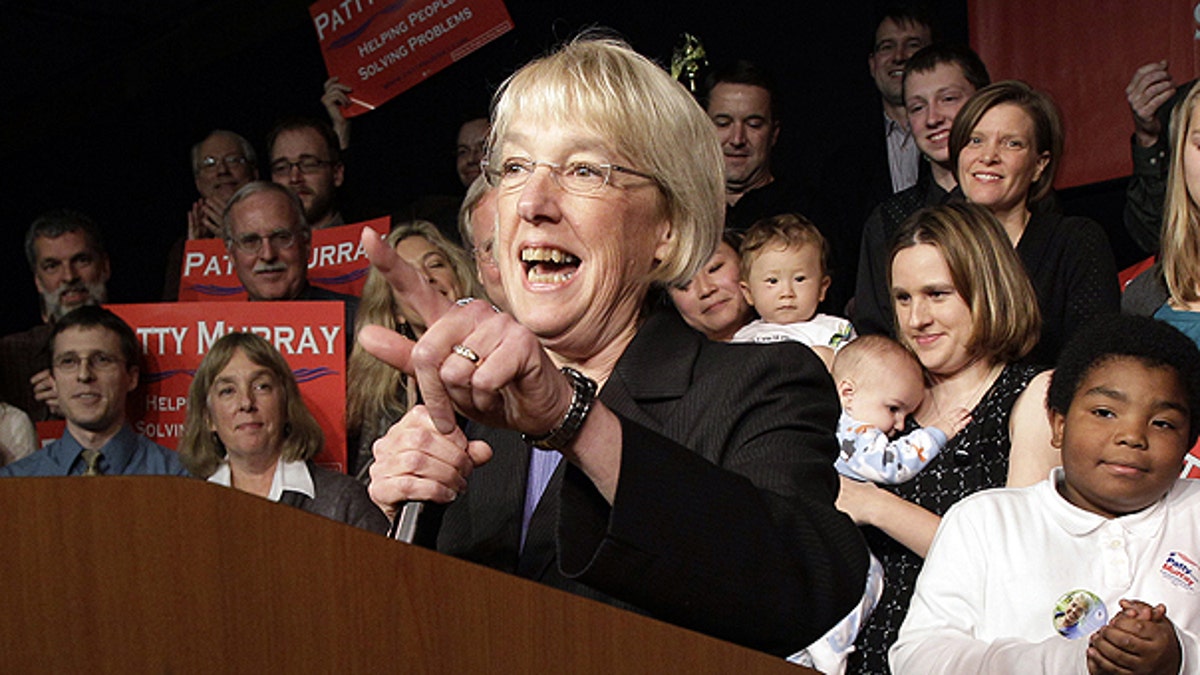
xmin=488 ymin=33 xmax=725 ymax=286
xmin=179 ymin=332 xmax=323 ymax=478
xmin=1161 ymin=80 xmax=1200 ymax=304
xmin=346 ymin=222 xmax=479 ymax=436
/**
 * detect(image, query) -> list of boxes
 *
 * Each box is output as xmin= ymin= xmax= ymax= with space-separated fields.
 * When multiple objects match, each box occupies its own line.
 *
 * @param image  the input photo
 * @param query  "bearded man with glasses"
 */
xmin=0 ymin=306 xmax=189 ymax=477
xmin=2 ymin=209 xmax=111 ymax=421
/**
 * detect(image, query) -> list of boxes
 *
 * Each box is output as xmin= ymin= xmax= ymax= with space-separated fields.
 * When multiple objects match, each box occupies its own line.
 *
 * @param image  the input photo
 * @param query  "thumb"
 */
xmin=358 ymin=324 xmax=416 ymax=375
xmin=466 ymin=439 xmax=494 ymax=468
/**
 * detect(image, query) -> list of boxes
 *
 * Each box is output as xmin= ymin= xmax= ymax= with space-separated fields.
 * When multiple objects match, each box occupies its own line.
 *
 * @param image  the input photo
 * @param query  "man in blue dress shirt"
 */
xmin=0 ymin=306 xmax=189 ymax=477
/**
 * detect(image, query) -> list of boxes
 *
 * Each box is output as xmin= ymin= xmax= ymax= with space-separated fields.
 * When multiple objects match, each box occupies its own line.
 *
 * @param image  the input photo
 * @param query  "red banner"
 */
xmin=34 ymin=420 xmax=65 ymax=449
xmin=309 ymin=0 xmax=514 ymax=117
xmin=178 ymin=217 xmax=389 ymax=301
xmin=1185 ymin=441 xmax=1200 ymax=479
xmin=74 ymin=302 xmax=350 ymax=471
xmin=970 ymin=1 xmax=1200 ymax=189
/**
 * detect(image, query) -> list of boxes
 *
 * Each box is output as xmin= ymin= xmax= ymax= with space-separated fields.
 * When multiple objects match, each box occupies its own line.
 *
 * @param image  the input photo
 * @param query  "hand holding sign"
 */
xmin=321 ymin=77 xmax=353 ymax=150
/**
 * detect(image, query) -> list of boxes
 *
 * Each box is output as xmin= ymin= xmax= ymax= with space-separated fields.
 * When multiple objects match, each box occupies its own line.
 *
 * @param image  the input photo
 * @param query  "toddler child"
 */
xmin=731 ymin=214 xmax=853 ymax=368
xmin=892 ymin=314 xmax=1200 ymax=674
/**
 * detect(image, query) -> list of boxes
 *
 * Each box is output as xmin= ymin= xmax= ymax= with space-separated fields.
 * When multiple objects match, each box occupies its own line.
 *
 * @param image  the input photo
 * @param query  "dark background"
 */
xmin=0 ymin=0 xmax=1137 ymax=338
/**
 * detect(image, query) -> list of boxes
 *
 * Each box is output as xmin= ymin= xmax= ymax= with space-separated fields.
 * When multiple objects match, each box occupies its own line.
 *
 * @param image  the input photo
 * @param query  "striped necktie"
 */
xmin=81 ymin=449 xmax=104 ymax=476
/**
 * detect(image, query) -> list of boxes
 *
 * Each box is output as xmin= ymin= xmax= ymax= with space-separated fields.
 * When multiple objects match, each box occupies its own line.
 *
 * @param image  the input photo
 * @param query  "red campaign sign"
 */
xmin=75 ymin=302 xmax=349 ymax=471
xmin=309 ymin=0 xmax=514 ymax=117
xmin=971 ymin=0 xmax=1200 ymax=188
xmin=178 ymin=217 xmax=389 ymax=301
xmin=1185 ymin=442 xmax=1200 ymax=480
xmin=34 ymin=420 xmax=66 ymax=448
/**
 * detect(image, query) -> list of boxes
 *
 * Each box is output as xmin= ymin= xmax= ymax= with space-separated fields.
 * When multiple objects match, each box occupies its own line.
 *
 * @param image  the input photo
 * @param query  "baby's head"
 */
xmin=739 ymin=213 xmax=831 ymax=325
xmin=832 ymin=335 xmax=925 ymax=434
xmin=1048 ymin=315 xmax=1200 ymax=518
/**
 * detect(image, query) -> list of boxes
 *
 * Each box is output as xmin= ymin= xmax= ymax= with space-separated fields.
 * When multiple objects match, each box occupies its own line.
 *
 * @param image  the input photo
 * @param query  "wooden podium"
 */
xmin=0 ymin=477 xmax=815 ymax=673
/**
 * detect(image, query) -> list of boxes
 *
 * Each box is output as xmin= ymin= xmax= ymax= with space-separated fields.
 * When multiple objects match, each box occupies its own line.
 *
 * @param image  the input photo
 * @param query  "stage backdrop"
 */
xmin=971 ymin=0 xmax=1200 ymax=188
xmin=38 ymin=302 xmax=351 ymax=471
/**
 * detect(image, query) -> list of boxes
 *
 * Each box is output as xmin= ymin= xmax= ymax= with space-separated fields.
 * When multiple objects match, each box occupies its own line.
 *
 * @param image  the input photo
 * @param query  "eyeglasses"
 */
xmin=270 ymin=157 xmax=334 ymax=176
xmin=482 ymin=158 xmax=658 ymax=196
xmin=873 ymin=37 xmax=930 ymax=57
xmin=53 ymin=352 xmax=125 ymax=373
xmin=199 ymin=154 xmax=250 ymax=172
xmin=229 ymin=229 xmax=301 ymax=254
xmin=472 ymin=239 xmax=495 ymax=266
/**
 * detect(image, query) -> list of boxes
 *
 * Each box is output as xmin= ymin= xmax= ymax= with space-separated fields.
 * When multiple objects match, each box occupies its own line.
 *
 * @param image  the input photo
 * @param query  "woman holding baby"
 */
xmin=840 ymin=202 xmax=1060 ymax=673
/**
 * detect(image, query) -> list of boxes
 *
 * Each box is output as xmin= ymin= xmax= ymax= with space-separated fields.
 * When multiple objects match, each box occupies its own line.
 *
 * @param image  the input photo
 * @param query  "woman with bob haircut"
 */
xmin=1125 ymin=80 xmax=1200 ymax=347
xmin=181 ymin=332 xmax=388 ymax=534
xmin=950 ymin=80 xmax=1119 ymax=365
xmin=838 ymin=202 xmax=1059 ymax=673
xmin=359 ymin=34 xmax=869 ymax=657
xmin=346 ymin=221 xmax=479 ymax=481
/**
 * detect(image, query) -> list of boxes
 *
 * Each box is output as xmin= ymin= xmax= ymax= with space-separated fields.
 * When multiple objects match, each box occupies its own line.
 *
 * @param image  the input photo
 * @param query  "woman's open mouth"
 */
xmin=522 ymin=246 xmax=580 ymax=284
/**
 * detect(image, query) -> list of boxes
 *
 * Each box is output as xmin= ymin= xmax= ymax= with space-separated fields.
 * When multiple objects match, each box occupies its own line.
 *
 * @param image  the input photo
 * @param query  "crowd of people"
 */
xmin=2 ymin=4 xmax=1199 ymax=673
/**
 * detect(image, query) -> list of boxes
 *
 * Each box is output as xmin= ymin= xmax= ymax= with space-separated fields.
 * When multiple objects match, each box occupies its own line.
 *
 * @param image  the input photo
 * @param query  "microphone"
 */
xmin=386 ymin=413 xmax=463 ymax=545
xmin=388 ymin=501 xmax=446 ymax=546
xmin=390 ymin=502 xmax=423 ymax=543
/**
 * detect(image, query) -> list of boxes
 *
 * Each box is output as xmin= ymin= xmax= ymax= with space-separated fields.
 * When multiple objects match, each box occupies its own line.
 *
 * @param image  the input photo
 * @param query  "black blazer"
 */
xmin=280 ymin=461 xmax=390 ymax=535
xmin=432 ymin=307 xmax=869 ymax=657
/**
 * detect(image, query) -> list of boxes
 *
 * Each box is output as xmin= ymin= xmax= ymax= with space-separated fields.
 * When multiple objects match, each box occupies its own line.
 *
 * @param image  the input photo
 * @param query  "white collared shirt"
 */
xmin=885 ymin=113 xmax=919 ymax=193
xmin=207 ymin=456 xmax=315 ymax=501
xmin=892 ymin=469 xmax=1200 ymax=674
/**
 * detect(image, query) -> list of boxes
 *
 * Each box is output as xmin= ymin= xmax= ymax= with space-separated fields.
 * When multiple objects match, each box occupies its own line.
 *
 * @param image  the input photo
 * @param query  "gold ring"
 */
xmin=452 ymin=344 xmax=480 ymax=364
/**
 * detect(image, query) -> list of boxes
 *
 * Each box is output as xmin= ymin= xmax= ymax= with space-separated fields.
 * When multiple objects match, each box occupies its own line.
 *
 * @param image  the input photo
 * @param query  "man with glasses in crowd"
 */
xmin=188 ymin=130 xmax=259 ymax=239
xmin=815 ymin=3 xmax=934 ymax=312
xmin=267 ymin=118 xmax=346 ymax=231
xmin=164 ymin=129 xmax=259 ymax=299
xmin=0 ymin=306 xmax=189 ymax=477
xmin=222 ymin=181 xmax=358 ymax=347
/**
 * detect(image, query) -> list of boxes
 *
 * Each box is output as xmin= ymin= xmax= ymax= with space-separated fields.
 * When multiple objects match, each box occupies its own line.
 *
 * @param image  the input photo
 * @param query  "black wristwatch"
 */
xmin=522 ymin=366 xmax=597 ymax=450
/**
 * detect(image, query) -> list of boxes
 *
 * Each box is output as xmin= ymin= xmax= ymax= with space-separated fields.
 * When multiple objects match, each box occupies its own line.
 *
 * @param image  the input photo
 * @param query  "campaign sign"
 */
xmin=1185 ymin=442 xmax=1200 ymax=480
xmin=310 ymin=0 xmax=514 ymax=117
xmin=89 ymin=302 xmax=348 ymax=471
xmin=34 ymin=420 xmax=66 ymax=448
xmin=178 ymin=216 xmax=389 ymax=301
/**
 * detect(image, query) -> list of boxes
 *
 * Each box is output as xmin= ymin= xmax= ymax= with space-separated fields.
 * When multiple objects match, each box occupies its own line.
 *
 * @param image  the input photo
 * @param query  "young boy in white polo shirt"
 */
xmin=892 ymin=314 xmax=1200 ymax=674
